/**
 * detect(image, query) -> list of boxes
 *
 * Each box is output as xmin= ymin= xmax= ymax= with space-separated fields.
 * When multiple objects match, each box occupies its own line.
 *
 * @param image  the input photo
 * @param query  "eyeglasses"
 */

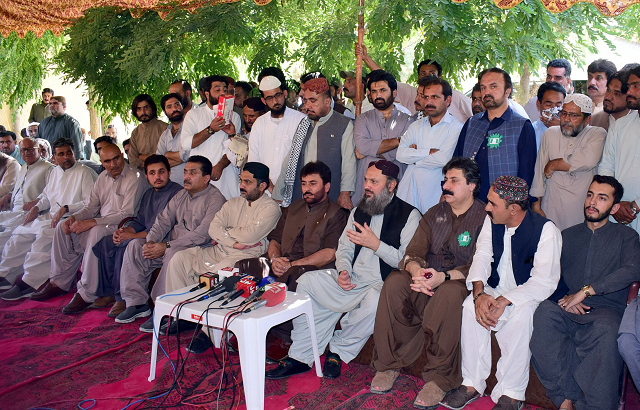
xmin=20 ymin=147 xmax=37 ymax=154
xmin=263 ymin=92 xmax=284 ymax=103
xmin=559 ymin=111 xmax=584 ymax=119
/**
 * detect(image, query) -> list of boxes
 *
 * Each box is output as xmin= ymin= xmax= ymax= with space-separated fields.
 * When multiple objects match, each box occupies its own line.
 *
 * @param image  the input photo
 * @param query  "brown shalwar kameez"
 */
xmin=372 ymin=199 xmax=486 ymax=391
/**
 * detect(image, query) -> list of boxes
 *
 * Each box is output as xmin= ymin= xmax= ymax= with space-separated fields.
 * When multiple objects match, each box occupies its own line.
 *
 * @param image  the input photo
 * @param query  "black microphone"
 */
xmin=190 ymin=282 xmax=207 ymax=292
xmin=199 ymin=276 xmax=242 ymax=302
xmin=221 ymin=288 xmax=246 ymax=306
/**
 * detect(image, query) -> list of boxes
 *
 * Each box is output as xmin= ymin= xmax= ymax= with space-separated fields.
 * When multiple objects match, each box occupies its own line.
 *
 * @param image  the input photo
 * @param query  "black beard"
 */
xmin=357 ymin=188 xmax=393 ymax=216
xmin=584 ymin=205 xmax=613 ymax=223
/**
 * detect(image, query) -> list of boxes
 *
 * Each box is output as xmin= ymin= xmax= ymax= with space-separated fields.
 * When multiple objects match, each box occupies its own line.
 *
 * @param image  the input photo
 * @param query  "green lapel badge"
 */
xmin=458 ymin=231 xmax=471 ymax=247
xmin=487 ymin=133 xmax=503 ymax=148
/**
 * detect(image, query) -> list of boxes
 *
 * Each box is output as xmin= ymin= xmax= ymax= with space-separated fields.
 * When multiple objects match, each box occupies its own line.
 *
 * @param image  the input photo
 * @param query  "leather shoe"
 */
xmin=322 ymin=351 xmax=342 ymax=379
xmin=62 ymin=293 xmax=91 ymax=314
xmin=30 ymin=282 xmax=67 ymax=301
xmin=265 ymin=357 xmax=311 ymax=379
xmin=89 ymin=295 xmax=116 ymax=308
xmin=107 ymin=301 xmax=126 ymax=317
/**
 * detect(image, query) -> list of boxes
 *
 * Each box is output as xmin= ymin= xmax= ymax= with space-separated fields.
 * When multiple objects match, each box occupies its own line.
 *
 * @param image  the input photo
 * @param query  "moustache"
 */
xmin=604 ymin=98 xmax=612 ymax=105
xmin=442 ymin=189 xmax=454 ymax=196
xmin=628 ymin=96 xmax=638 ymax=101
xmin=487 ymin=211 xmax=494 ymax=219
xmin=588 ymin=86 xmax=598 ymax=90
xmin=374 ymin=98 xmax=386 ymax=103
xmin=154 ymin=179 xmax=163 ymax=184
xmin=240 ymin=189 xmax=247 ymax=194
xmin=425 ymin=105 xmax=436 ymax=110
xmin=343 ymin=87 xmax=350 ymax=93
xmin=483 ymin=96 xmax=494 ymax=101
xmin=303 ymin=191 xmax=313 ymax=196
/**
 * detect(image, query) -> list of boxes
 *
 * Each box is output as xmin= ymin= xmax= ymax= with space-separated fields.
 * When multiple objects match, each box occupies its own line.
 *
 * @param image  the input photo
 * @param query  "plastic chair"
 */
xmin=619 ymin=281 xmax=639 ymax=410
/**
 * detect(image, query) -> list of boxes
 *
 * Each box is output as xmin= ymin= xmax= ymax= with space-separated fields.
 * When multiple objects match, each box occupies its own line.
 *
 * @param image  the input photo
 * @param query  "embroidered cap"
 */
xmin=368 ymin=160 xmax=400 ymax=180
xmin=491 ymin=175 xmax=529 ymax=202
xmin=563 ymin=93 xmax=593 ymax=114
xmin=301 ymin=77 xmax=329 ymax=94
xmin=259 ymin=76 xmax=282 ymax=91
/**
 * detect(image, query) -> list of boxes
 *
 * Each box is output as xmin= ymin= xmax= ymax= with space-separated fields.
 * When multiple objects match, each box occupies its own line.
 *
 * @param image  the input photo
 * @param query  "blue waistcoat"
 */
xmin=462 ymin=108 xmax=528 ymax=186
xmin=488 ymin=209 xmax=549 ymax=288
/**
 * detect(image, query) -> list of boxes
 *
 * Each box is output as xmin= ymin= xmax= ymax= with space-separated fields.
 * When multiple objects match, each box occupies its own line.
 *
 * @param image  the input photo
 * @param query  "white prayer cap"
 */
xmin=564 ymin=93 xmax=593 ymax=114
xmin=259 ymin=76 xmax=282 ymax=91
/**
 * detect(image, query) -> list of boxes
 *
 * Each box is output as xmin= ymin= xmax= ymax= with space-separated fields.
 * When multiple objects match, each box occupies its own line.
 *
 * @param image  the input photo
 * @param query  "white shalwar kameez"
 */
xmin=396 ymin=112 xmax=463 ymax=214
xmin=180 ymin=104 xmax=242 ymax=199
xmin=247 ymin=106 xmax=306 ymax=184
xmin=0 ymin=162 xmax=97 ymax=288
xmin=461 ymin=215 xmax=562 ymax=403
xmin=288 ymin=203 xmax=421 ymax=366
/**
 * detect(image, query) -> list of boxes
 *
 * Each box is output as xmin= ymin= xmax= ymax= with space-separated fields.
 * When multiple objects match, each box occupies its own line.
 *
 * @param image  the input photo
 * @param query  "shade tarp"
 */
xmin=2 ymin=0 xmax=638 ymax=38
xmin=0 ymin=0 xmax=273 ymax=38
xmin=453 ymin=0 xmax=640 ymax=16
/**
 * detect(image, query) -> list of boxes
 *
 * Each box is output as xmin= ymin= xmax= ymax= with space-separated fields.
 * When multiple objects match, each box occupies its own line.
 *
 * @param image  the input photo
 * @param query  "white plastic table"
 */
xmin=148 ymin=286 xmax=323 ymax=410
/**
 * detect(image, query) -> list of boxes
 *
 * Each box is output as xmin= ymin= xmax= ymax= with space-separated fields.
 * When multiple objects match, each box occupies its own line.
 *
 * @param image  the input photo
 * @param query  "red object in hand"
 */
xmin=422 ymin=272 xmax=433 ymax=279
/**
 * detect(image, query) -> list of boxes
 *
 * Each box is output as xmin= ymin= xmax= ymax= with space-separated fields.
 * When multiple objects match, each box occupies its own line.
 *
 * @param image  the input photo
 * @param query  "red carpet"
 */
xmin=1 ymin=293 xmax=637 ymax=410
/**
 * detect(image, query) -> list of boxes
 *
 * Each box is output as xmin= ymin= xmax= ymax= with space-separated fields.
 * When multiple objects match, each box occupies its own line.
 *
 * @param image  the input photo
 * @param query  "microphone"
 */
xmin=221 ymin=288 xmax=246 ymax=305
xmin=245 ymin=285 xmax=286 ymax=312
xmin=246 ymin=299 xmax=268 ymax=312
xmin=199 ymin=276 xmax=242 ymax=302
xmin=190 ymin=282 xmax=207 ymax=292
xmin=262 ymin=284 xmax=287 ymax=307
xmin=242 ymin=277 xmax=276 ymax=305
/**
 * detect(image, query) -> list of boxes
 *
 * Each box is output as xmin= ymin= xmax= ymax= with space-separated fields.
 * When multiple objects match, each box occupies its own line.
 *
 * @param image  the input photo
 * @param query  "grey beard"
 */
xmin=357 ymin=188 xmax=393 ymax=216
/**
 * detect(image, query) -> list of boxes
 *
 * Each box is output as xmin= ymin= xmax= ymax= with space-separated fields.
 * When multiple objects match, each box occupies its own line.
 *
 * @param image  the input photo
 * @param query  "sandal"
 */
xmin=370 ymin=369 xmax=400 ymax=394
xmin=414 ymin=381 xmax=446 ymax=409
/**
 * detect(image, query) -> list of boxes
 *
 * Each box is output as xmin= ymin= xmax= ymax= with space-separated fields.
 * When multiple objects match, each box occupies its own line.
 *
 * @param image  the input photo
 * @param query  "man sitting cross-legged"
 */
xmin=30 ymin=143 xmax=147 ymax=313
xmin=0 ymin=138 xmax=97 ymax=300
xmin=116 ymin=155 xmax=226 ymax=329
xmin=369 ymin=157 xmax=486 ymax=409
xmin=266 ymin=160 xmax=420 ymax=380
xmin=90 ymin=154 xmax=182 ymax=316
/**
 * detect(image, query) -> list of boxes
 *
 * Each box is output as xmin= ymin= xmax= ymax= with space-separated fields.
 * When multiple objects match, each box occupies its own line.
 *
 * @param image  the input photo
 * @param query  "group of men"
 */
xmin=1 ymin=50 xmax=640 ymax=410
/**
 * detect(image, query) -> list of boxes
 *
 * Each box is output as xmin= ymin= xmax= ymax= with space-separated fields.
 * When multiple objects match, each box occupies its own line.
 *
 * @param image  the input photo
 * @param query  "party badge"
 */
xmin=458 ymin=231 xmax=471 ymax=247
xmin=487 ymin=133 xmax=503 ymax=148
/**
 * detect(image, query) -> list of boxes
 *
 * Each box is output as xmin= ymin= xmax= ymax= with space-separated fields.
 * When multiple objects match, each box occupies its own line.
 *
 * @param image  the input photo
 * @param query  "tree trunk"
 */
xmin=518 ymin=64 xmax=531 ymax=106
xmin=88 ymin=90 xmax=102 ymax=142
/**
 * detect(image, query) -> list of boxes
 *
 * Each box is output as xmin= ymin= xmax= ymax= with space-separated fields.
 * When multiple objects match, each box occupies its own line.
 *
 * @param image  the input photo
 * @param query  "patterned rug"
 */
xmin=1 ymin=294 xmax=635 ymax=410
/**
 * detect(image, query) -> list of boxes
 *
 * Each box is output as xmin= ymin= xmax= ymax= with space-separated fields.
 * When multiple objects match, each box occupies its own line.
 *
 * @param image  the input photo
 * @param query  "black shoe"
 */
xmin=322 ymin=351 xmax=342 ymax=379
xmin=265 ymin=357 xmax=311 ymax=379
xmin=161 ymin=319 xmax=200 ymax=335
xmin=139 ymin=315 xmax=169 ymax=333
xmin=186 ymin=330 xmax=213 ymax=354
xmin=0 ymin=277 xmax=12 ymax=290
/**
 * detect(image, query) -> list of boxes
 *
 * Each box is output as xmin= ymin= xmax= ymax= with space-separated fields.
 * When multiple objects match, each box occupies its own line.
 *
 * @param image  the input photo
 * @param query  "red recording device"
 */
xmin=236 ymin=276 xmax=258 ymax=298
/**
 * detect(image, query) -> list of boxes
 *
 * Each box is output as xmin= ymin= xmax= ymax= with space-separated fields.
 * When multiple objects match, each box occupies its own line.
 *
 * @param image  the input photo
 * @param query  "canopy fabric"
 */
xmin=453 ymin=0 xmax=640 ymax=16
xmin=0 ymin=0 xmax=273 ymax=38
xmin=1 ymin=0 xmax=638 ymax=38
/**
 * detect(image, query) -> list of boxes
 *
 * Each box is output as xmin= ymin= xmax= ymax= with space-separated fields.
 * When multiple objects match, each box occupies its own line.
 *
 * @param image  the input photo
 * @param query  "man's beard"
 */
xmin=303 ymin=189 xmax=325 ymax=205
xmin=482 ymin=95 xmax=505 ymax=110
xmin=242 ymin=186 xmax=262 ymax=202
xmin=627 ymin=96 xmax=640 ymax=110
xmin=182 ymin=95 xmax=190 ymax=108
xmin=208 ymin=94 xmax=219 ymax=106
xmin=472 ymin=105 xmax=484 ymax=115
xmin=270 ymin=103 xmax=286 ymax=116
xmin=603 ymin=99 xmax=626 ymax=114
xmin=561 ymin=120 xmax=587 ymax=137
xmin=373 ymin=95 xmax=394 ymax=111
xmin=584 ymin=204 xmax=614 ymax=223
xmin=168 ymin=111 xmax=184 ymax=123
xmin=357 ymin=187 xmax=393 ymax=216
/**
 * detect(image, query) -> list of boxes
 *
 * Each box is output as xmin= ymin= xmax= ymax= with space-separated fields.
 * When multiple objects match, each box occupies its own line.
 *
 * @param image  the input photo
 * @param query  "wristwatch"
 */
xmin=444 ymin=271 xmax=451 ymax=281
xmin=582 ymin=284 xmax=592 ymax=297
xmin=165 ymin=242 xmax=171 ymax=249
xmin=206 ymin=126 xmax=215 ymax=135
